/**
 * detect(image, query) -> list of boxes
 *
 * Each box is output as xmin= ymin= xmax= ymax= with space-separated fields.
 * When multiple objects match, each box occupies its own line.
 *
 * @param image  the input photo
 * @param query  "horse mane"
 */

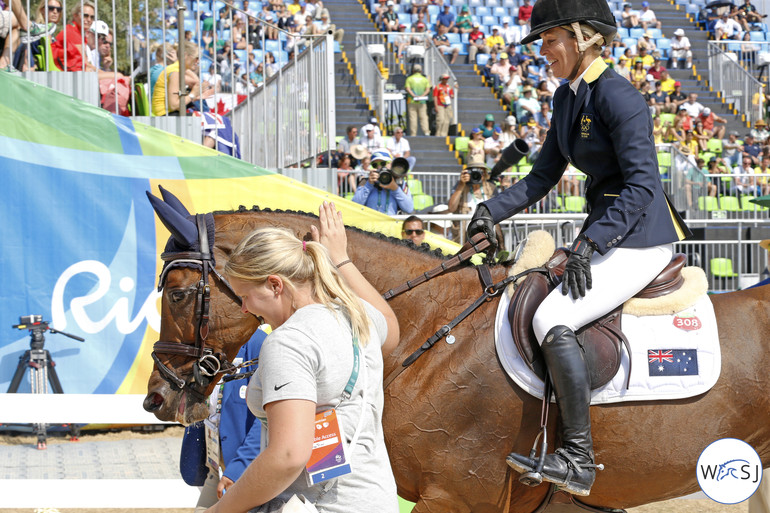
xmin=214 ymin=205 xmax=450 ymax=260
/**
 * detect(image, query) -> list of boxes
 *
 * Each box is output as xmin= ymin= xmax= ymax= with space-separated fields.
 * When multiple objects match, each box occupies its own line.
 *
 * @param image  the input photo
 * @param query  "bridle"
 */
xmin=151 ymin=214 xmax=242 ymax=401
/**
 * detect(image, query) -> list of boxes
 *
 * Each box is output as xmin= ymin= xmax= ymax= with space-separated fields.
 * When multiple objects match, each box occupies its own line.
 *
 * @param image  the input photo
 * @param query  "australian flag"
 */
xmin=647 ymin=349 xmax=699 ymax=376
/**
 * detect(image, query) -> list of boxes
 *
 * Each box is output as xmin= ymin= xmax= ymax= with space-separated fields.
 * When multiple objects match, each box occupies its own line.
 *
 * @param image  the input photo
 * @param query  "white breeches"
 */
xmin=532 ymin=244 xmax=674 ymax=344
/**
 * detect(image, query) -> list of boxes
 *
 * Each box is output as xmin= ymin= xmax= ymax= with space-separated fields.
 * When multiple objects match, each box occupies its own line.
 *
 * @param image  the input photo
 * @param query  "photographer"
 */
xmin=447 ymin=163 xmax=501 ymax=242
xmin=352 ymin=149 xmax=414 ymax=215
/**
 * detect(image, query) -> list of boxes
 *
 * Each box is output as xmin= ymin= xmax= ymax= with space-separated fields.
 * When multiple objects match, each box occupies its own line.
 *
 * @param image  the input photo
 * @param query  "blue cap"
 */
xmin=471 ymin=127 xmax=482 ymax=134
xmin=494 ymin=126 xmax=502 ymax=133
xmin=641 ymin=1 xmax=649 ymax=6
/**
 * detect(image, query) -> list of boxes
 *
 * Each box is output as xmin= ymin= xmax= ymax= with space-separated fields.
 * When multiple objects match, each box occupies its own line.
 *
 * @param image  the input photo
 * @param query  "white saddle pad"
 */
xmin=494 ymin=291 xmax=721 ymax=405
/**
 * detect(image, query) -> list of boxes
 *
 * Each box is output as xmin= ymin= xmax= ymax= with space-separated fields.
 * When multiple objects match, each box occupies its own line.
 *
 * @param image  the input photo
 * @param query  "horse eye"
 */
xmin=169 ymin=290 xmax=188 ymax=302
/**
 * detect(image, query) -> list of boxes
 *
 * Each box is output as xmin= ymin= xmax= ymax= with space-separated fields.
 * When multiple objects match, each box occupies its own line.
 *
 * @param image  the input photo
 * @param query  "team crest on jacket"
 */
xmin=580 ymin=114 xmax=592 ymax=139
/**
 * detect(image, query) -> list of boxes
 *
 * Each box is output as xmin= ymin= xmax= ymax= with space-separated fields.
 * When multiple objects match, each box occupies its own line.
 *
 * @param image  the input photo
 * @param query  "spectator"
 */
xmin=629 ymin=58 xmax=646 ymax=89
xmin=693 ymin=120 xmax=713 ymax=153
xmin=35 ymin=0 xmax=62 ymax=32
xmin=621 ymin=3 xmax=639 ymax=28
xmin=519 ymin=118 xmax=540 ymax=159
xmin=647 ymin=81 xmax=670 ymax=116
xmin=637 ymin=31 xmax=656 ymax=53
xmin=410 ymin=0 xmax=427 ymax=19
xmin=338 ymin=125 xmax=360 ymax=156
xmin=615 ymin=54 xmax=631 ymax=81
xmin=433 ymin=72 xmax=455 ymax=136
xmin=705 ymin=156 xmax=732 ymax=197
xmin=517 ymin=0 xmax=533 ymax=33
xmin=381 ymin=1 xmax=398 ymax=32
xmin=667 ymin=79 xmax=686 ymax=110
xmin=436 ymin=4 xmax=455 ymax=32
xmin=714 ymin=12 xmax=743 ymax=40
xmin=405 ymin=63 xmax=431 ymax=136
xmin=386 ymin=126 xmax=416 ymax=171
xmin=489 ymin=51 xmax=513 ymax=89
xmin=677 ymin=129 xmax=699 ymax=161
xmin=500 ymin=115 xmax=518 ymax=147
xmin=743 ymin=133 xmax=761 ymax=166
xmin=361 ymin=116 xmax=383 ymax=139
xmin=286 ymin=0 xmax=302 ymax=16
xmin=670 ymin=28 xmax=692 ymax=69
xmin=447 ymin=163 xmax=500 ymax=242
xmin=467 ymin=127 xmax=486 ymax=164
xmin=455 ymin=5 xmax=473 ymax=33
xmin=652 ymin=116 xmax=665 ymax=144
xmin=756 ymin=156 xmax=770 ymax=195
xmin=732 ymin=155 xmax=762 ymax=198
xmin=152 ymin=41 xmax=213 ymax=116
xmin=478 ymin=113 xmax=499 ymax=138
xmin=180 ymin=329 xmax=265 ymax=512
xmin=647 ymin=55 xmax=666 ymax=80
xmin=673 ymin=105 xmax=694 ymax=137
xmin=637 ymin=45 xmax=654 ymax=67
xmin=432 ymin=23 xmax=459 ymax=64
xmin=535 ymin=101 xmax=552 ymax=129
xmin=723 ymin=131 xmax=743 ymax=166
xmin=501 ymin=68 xmax=523 ymax=106
xmin=358 ymin=123 xmax=384 ymax=154
xmin=681 ymin=93 xmax=704 ymax=118
xmin=150 ymin=43 xmax=178 ymax=99
xmin=484 ymin=127 xmax=505 ymax=167
xmin=638 ymin=1 xmax=661 ymax=29
xmin=485 ymin=27 xmax=505 ymax=53
xmin=163 ymin=0 xmax=178 ymax=27
xmin=51 ymin=0 xmax=94 ymax=71
xmin=698 ymin=107 xmax=727 ymax=140
xmin=313 ymin=9 xmax=344 ymax=44
xmin=751 ymin=119 xmax=770 ymax=142
xmin=352 ymin=148 xmax=414 ymax=214
xmin=336 ymin=153 xmax=358 ymax=194
xmin=501 ymin=20 xmax=523 ymax=46
xmin=467 ymin=23 xmax=488 ymax=64
xmin=514 ymin=85 xmax=540 ymax=125
xmin=738 ymin=0 xmax=763 ymax=25
xmin=401 ymin=215 xmax=426 ymax=245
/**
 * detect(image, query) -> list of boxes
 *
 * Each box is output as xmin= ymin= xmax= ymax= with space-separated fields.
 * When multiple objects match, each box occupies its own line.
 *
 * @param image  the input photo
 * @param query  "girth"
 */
xmin=509 ymin=250 xmax=687 ymax=390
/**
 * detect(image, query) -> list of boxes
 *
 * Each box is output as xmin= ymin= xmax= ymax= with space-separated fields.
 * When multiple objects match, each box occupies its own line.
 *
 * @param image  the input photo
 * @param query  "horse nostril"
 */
xmin=143 ymin=392 xmax=164 ymax=412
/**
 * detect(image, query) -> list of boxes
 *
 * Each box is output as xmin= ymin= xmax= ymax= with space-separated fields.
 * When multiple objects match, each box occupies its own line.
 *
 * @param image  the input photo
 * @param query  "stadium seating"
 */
xmin=710 ymin=258 xmax=738 ymax=278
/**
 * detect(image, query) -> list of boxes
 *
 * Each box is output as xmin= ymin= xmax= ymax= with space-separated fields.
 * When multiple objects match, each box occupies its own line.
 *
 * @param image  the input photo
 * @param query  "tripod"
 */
xmin=8 ymin=318 xmax=85 ymax=449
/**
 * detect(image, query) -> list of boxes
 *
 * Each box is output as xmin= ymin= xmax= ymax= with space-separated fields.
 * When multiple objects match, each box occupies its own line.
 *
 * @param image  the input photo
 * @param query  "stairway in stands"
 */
xmin=325 ymin=0 xmax=465 ymax=176
xmin=652 ymin=0 xmax=747 ymax=132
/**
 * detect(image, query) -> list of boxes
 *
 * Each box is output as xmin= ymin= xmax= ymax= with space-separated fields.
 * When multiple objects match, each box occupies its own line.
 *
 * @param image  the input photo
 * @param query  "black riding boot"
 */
xmin=506 ymin=325 xmax=597 ymax=496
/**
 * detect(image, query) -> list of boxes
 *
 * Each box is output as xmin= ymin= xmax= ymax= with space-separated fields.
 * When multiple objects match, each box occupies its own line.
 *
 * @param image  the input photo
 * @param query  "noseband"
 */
xmin=151 ymin=214 xmax=242 ymax=401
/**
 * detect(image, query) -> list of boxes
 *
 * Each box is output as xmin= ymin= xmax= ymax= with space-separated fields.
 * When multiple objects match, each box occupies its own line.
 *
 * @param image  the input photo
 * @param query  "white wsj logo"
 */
xmin=51 ymin=260 xmax=161 ymax=334
xmin=697 ymin=438 xmax=762 ymax=504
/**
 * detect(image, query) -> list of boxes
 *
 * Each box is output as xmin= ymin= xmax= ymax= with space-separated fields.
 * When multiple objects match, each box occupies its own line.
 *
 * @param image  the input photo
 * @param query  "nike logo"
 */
xmin=274 ymin=382 xmax=292 ymax=391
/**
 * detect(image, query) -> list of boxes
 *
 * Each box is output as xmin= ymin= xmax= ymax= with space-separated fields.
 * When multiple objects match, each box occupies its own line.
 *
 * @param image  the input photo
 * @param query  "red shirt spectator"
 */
xmin=518 ymin=0 xmax=533 ymax=23
xmin=52 ymin=2 xmax=95 ymax=71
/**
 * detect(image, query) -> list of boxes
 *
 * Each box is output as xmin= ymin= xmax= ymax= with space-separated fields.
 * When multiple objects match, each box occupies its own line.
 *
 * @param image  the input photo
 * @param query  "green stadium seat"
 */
xmin=657 ymin=152 xmax=671 ymax=174
xmin=133 ymin=83 xmax=150 ymax=116
xmin=343 ymin=192 xmax=354 ymax=201
xmin=741 ymin=196 xmax=769 ymax=211
xmin=563 ymin=195 xmax=586 ymax=212
xmin=698 ymin=196 xmax=719 ymax=211
xmin=710 ymin=257 xmax=738 ymax=278
xmin=412 ymin=193 xmax=434 ymax=211
xmin=454 ymin=136 xmax=469 ymax=153
xmin=406 ymin=178 xmax=423 ymax=195
xmin=707 ymin=138 xmax=723 ymax=155
xmin=659 ymin=112 xmax=675 ymax=126
xmin=719 ymin=195 xmax=740 ymax=211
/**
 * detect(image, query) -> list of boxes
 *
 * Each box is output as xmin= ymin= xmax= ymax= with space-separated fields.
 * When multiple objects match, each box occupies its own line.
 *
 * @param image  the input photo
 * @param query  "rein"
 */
xmin=151 ymin=214 xmax=244 ymax=400
xmin=382 ymin=233 xmax=546 ymax=389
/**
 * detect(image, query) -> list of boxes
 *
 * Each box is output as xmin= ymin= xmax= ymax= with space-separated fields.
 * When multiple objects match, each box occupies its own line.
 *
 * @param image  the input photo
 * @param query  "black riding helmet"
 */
xmin=520 ymin=0 xmax=617 ymax=46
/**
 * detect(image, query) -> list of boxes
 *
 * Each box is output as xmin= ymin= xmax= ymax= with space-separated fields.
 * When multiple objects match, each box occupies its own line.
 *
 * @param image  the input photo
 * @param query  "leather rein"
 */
xmin=151 ymin=214 xmax=245 ymax=401
xmin=382 ymin=233 xmax=544 ymax=389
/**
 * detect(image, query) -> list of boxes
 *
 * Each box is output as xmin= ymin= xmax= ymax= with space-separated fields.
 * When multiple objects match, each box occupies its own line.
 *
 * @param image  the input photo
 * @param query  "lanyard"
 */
xmin=376 ymin=189 xmax=391 ymax=212
xmin=341 ymin=337 xmax=360 ymax=400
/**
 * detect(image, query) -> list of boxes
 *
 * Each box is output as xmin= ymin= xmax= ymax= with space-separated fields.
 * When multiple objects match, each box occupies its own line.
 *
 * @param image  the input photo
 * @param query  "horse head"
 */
xmin=143 ymin=186 xmax=260 ymax=424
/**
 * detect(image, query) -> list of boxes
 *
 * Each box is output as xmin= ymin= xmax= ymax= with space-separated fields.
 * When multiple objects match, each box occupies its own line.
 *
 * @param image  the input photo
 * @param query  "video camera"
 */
xmin=377 ymin=157 xmax=410 ymax=186
xmin=13 ymin=315 xmax=48 ymax=331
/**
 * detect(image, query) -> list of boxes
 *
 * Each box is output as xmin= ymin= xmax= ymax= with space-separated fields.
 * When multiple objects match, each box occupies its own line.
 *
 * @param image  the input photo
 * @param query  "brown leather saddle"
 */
xmin=508 ymin=250 xmax=687 ymax=390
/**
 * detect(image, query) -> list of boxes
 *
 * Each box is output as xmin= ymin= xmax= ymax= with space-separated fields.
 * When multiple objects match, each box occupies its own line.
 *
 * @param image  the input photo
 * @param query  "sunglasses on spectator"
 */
xmin=403 ymin=229 xmax=424 ymax=235
xmin=47 ymin=5 xmax=62 ymax=11
xmin=82 ymin=13 xmax=94 ymax=19
xmin=371 ymin=160 xmax=388 ymax=170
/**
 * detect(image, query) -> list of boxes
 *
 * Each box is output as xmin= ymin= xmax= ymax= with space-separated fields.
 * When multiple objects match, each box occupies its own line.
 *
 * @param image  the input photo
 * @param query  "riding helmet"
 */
xmin=520 ymin=0 xmax=617 ymax=46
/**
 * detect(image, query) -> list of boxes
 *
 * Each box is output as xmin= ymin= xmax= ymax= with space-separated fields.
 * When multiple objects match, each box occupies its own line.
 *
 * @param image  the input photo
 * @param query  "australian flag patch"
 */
xmin=648 ymin=349 xmax=699 ymax=376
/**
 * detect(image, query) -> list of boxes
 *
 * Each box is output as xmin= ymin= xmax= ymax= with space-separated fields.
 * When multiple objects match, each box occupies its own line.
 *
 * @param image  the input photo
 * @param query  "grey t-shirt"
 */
xmin=246 ymin=301 xmax=398 ymax=513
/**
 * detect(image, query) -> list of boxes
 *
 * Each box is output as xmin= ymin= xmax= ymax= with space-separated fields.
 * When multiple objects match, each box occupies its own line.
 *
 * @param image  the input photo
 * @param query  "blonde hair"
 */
xmin=225 ymin=228 xmax=372 ymax=346
xmin=562 ymin=22 xmax=607 ymax=53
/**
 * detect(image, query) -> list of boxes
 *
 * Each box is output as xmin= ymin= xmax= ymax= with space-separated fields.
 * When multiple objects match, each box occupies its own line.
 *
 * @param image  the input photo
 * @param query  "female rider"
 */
xmin=468 ymin=0 xmax=691 ymax=497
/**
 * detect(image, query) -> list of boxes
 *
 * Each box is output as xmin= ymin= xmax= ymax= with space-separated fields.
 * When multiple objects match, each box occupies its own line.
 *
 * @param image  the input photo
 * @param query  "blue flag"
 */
xmin=648 ymin=349 xmax=699 ymax=376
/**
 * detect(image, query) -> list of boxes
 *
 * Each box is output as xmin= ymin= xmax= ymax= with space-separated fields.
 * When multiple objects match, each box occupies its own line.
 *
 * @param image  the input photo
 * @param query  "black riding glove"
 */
xmin=562 ymin=234 xmax=597 ymax=299
xmin=467 ymin=204 xmax=498 ymax=263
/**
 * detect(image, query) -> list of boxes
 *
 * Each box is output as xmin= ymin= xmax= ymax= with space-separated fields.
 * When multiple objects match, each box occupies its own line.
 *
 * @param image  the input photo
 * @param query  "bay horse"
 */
xmin=143 ymin=196 xmax=770 ymax=513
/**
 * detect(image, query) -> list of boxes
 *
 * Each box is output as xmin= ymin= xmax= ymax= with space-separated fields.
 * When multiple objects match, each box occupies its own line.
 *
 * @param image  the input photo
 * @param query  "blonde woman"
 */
xmin=152 ymin=41 xmax=212 ymax=116
xmin=205 ymin=202 xmax=398 ymax=513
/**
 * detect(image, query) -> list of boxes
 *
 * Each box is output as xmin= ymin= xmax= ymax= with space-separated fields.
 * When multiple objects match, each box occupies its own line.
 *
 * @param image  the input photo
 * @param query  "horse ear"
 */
xmin=158 ymin=185 xmax=191 ymax=217
xmin=146 ymin=191 xmax=198 ymax=248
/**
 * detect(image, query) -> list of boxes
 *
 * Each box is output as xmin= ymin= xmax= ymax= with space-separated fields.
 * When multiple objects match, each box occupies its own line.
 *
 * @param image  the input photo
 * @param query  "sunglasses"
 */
xmin=404 ymin=229 xmax=424 ymax=236
xmin=47 ymin=5 xmax=62 ymax=11
xmin=371 ymin=160 xmax=388 ymax=170
xmin=82 ymin=13 xmax=94 ymax=19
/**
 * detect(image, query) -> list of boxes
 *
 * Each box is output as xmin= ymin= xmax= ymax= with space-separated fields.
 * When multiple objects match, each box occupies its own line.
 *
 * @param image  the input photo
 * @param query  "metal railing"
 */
xmin=355 ymin=31 xmax=458 ymax=133
xmin=707 ymin=41 xmax=766 ymax=126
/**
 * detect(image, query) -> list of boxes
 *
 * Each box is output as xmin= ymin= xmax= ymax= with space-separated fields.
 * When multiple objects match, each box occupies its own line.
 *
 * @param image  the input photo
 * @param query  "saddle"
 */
xmin=508 ymin=250 xmax=687 ymax=390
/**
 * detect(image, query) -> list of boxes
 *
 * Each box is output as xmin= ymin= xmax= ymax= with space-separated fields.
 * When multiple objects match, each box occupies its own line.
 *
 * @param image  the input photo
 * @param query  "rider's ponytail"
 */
xmin=224 ymin=227 xmax=372 ymax=346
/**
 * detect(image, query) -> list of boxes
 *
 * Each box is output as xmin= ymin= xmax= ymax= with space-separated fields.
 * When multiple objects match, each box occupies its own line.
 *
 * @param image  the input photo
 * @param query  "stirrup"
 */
xmin=513 ymin=424 xmax=549 ymax=487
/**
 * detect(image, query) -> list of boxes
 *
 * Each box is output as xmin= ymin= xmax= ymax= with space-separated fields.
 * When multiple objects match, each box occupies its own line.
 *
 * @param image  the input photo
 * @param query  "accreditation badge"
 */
xmin=579 ymin=114 xmax=593 ymax=140
xmin=204 ymin=416 xmax=221 ymax=473
xmin=305 ymin=409 xmax=352 ymax=485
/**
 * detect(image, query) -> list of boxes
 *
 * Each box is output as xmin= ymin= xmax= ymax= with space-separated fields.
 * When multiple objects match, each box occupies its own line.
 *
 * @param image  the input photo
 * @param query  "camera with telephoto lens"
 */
xmin=377 ymin=157 xmax=410 ymax=186
xmin=465 ymin=164 xmax=488 ymax=185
